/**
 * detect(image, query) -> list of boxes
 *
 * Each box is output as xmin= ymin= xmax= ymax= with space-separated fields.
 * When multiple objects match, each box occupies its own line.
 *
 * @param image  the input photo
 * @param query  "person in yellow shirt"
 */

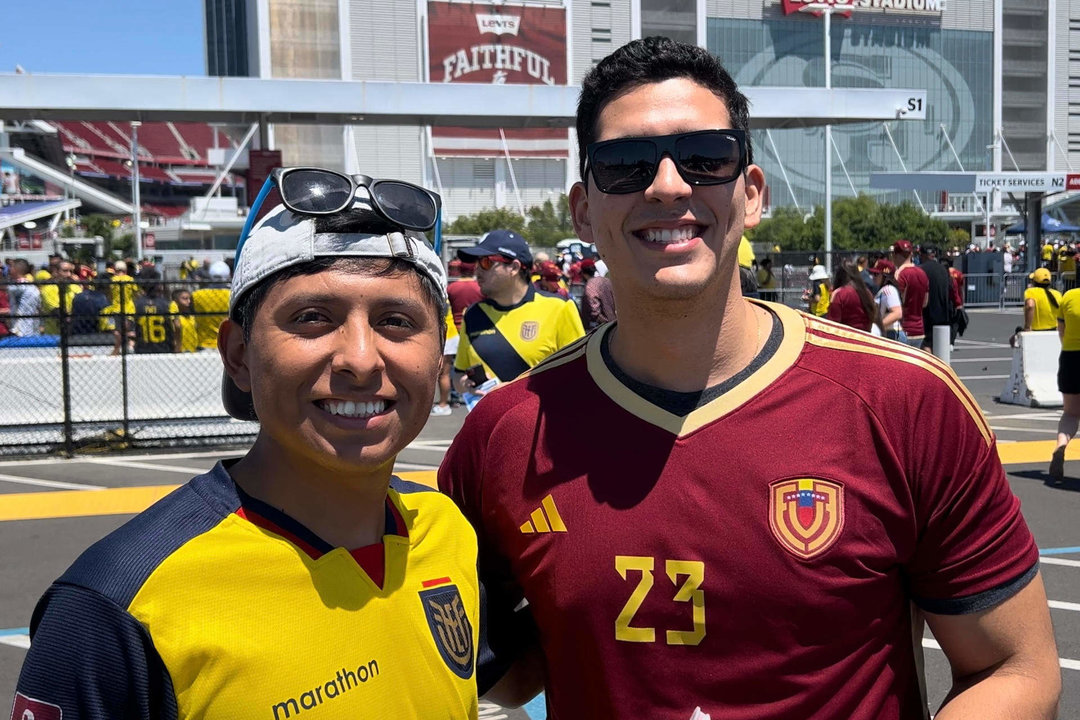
xmin=1060 ymin=245 xmax=1077 ymax=290
xmin=1051 ymin=286 xmax=1080 ymax=483
xmin=1042 ymin=241 xmax=1055 ymax=267
xmin=1023 ymin=268 xmax=1062 ymax=332
xmin=169 ymin=288 xmax=198 ymax=353
xmin=756 ymin=257 xmax=777 ymax=302
xmin=38 ymin=260 xmax=81 ymax=335
xmin=806 ymin=264 xmax=831 ymax=317
xmin=192 ymin=261 xmax=231 ymax=351
xmin=105 ymin=260 xmax=138 ymax=354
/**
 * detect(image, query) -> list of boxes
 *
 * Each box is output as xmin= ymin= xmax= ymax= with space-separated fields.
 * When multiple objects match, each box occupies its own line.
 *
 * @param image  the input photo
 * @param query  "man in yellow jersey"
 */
xmin=191 ymin=261 xmax=231 ymax=351
xmin=105 ymin=260 xmax=137 ymax=354
xmin=39 ymin=259 xmax=81 ymax=336
xmin=1052 ymin=285 xmax=1080 ymax=483
xmin=169 ymin=287 xmax=198 ymax=353
xmin=1023 ymin=268 xmax=1062 ymax=332
xmin=806 ymin=263 xmax=830 ymax=317
xmin=12 ymin=170 xmax=480 ymax=719
xmin=453 ymin=229 xmax=585 ymax=401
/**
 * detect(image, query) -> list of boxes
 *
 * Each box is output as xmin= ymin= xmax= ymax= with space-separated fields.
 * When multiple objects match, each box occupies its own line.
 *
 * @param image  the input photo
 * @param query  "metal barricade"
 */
xmin=0 ymin=277 xmax=257 ymax=457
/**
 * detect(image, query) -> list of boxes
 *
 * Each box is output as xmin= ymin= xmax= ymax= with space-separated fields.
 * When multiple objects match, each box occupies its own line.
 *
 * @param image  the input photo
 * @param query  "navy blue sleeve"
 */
xmin=13 ymin=583 xmax=177 ymax=720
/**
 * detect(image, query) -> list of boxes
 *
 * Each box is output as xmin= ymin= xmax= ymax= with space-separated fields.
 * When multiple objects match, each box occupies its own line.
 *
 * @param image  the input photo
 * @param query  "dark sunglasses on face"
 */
xmin=584 ymin=129 xmax=748 ymax=195
xmin=476 ymin=255 xmax=516 ymax=271
xmin=235 ymin=166 xmax=442 ymax=263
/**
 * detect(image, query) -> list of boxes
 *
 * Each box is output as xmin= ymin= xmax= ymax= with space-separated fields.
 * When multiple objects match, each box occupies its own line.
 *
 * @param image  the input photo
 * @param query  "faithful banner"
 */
xmin=428 ymin=1 xmax=568 ymax=158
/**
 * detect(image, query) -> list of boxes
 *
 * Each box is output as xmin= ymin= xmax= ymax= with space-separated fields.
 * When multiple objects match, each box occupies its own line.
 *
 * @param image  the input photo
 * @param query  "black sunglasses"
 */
xmin=584 ymin=129 xmax=748 ymax=195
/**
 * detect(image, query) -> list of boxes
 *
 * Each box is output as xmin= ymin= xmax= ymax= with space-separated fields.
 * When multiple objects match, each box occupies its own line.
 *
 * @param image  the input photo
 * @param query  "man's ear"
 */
xmin=218 ymin=319 xmax=252 ymax=393
xmin=569 ymin=181 xmax=593 ymax=244
xmin=742 ymin=164 xmax=767 ymax=229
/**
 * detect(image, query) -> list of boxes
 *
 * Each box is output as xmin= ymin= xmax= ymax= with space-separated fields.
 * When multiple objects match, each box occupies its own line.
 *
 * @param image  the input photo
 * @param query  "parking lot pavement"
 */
xmin=2 ymin=310 xmax=1078 ymax=718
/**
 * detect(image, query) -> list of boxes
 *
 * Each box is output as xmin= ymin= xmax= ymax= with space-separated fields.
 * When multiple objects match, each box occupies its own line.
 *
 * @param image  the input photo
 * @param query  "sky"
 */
xmin=0 ymin=0 xmax=204 ymax=76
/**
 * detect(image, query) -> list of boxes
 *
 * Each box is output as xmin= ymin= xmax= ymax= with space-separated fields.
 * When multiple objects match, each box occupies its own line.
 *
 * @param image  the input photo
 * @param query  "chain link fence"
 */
xmin=0 ymin=277 xmax=257 ymax=457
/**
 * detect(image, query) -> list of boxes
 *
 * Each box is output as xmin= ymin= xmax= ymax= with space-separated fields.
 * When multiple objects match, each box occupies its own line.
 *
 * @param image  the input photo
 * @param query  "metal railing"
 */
xmin=0 ymin=278 xmax=256 ymax=456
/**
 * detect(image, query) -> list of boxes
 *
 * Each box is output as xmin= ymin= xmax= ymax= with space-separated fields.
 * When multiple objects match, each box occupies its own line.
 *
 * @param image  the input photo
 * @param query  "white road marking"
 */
xmin=393 ymin=462 xmax=440 ymax=471
xmin=407 ymin=440 xmax=451 ymax=452
xmin=949 ymin=357 xmax=1012 ymax=363
xmin=82 ymin=458 xmax=211 ymax=474
xmin=954 ymin=339 xmax=1011 ymax=348
xmin=1049 ymin=600 xmax=1080 ymax=612
xmin=989 ymin=425 xmax=1060 ymax=434
xmin=0 ymin=473 xmax=104 ymax=491
xmin=983 ymin=411 xmax=1060 ymax=420
xmin=956 ymin=375 xmax=1009 ymax=380
xmin=1041 ymin=557 xmax=1080 ymax=568
xmin=0 ymin=634 xmax=30 ymax=649
xmin=922 ymin=637 xmax=1080 ymax=670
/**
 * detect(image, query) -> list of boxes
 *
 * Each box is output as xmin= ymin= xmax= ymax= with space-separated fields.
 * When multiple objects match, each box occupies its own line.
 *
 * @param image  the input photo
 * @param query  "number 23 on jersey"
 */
xmin=615 ymin=555 xmax=705 ymax=646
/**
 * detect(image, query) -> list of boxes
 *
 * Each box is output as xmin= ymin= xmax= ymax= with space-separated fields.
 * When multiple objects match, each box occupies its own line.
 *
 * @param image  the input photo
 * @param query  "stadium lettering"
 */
xmin=441 ymin=45 xmax=554 ymax=85
xmin=270 ymin=658 xmax=380 ymax=719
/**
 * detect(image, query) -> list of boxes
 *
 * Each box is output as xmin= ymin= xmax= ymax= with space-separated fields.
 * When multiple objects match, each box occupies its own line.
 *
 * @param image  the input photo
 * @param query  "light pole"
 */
xmin=800 ymin=3 xmax=835 ymax=273
xmin=130 ymin=121 xmax=142 ymax=262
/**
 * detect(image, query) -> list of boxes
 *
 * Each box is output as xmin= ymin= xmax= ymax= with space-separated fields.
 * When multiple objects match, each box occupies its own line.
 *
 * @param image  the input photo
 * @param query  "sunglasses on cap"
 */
xmin=584 ymin=129 xmax=748 ymax=195
xmin=236 ymin=167 xmax=441 ymax=262
xmin=476 ymin=255 xmax=516 ymax=271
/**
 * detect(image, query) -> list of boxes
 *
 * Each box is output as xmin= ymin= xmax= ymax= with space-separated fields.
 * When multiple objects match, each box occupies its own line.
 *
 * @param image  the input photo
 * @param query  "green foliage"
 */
xmin=83 ymin=215 xmax=115 ymax=245
xmin=748 ymin=194 xmax=953 ymax=252
xmin=947 ymin=227 xmax=971 ymax=249
xmin=445 ymin=195 xmax=578 ymax=247
xmin=111 ymin=232 xmax=134 ymax=257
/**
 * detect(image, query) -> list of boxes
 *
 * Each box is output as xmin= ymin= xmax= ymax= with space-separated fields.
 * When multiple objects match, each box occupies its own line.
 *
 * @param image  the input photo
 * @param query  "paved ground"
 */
xmin=1 ymin=309 xmax=1077 ymax=718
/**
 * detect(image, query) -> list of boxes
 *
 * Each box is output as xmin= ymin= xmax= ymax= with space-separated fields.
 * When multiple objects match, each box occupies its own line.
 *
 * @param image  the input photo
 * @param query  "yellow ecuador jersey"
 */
xmin=1024 ymin=286 xmax=1062 ymax=331
xmin=1057 ymin=288 xmax=1080 ymax=351
xmin=446 ymin=305 xmax=458 ymax=341
xmin=810 ymin=282 xmax=831 ymax=317
xmin=14 ymin=463 xmax=480 ymax=720
xmin=39 ymin=282 xmax=81 ymax=335
xmin=737 ymin=235 xmax=756 ymax=269
xmin=455 ymin=286 xmax=585 ymax=382
xmin=106 ymin=273 xmax=137 ymax=316
xmin=192 ymin=287 xmax=230 ymax=349
xmin=169 ymin=300 xmax=199 ymax=352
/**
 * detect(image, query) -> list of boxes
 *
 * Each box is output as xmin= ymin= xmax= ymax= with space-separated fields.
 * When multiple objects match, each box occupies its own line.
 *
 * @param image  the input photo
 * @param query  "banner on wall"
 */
xmin=779 ymin=0 xmax=945 ymax=16
xmin=427 ymin=1 xmax=568 ymax=158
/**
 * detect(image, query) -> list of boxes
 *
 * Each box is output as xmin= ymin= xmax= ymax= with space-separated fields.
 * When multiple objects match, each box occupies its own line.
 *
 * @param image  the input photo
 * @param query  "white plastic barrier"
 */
xmin=0 ymin=351 xmax=226 ymax=426
xmin=999 ymin=331 xmax=1064 ymax=408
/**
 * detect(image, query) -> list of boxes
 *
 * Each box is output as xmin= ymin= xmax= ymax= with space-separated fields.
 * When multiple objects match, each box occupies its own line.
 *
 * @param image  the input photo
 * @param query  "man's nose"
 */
xmin=644 ymin=154 xmax=691 ymax=202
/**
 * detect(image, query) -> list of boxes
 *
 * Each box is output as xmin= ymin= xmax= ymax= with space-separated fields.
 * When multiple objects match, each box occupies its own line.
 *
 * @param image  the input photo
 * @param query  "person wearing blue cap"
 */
xmin=453 ymin=228 xmax=585 ymax=402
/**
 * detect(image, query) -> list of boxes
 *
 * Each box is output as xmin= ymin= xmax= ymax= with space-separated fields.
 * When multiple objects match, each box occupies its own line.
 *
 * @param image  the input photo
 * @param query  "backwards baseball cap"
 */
xmin=1030 ymin=267 xmax=1052 ymax=284
xmin=457 ymin=229 xmax=532 ymax=266
xmin=222 ymin=202 xmax=447 ymax=420
xmin=891 ymin=239 xmax=913 ymax=255
xmin=869 ymin=259 xmax=896 ymax=276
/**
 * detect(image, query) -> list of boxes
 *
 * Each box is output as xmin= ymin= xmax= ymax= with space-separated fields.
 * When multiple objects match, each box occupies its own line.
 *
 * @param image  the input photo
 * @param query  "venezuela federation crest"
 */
xmin=768 ymin=478 xmax=844 ymax=559
xmin=419 ymin=584 xmax=474 ymax=679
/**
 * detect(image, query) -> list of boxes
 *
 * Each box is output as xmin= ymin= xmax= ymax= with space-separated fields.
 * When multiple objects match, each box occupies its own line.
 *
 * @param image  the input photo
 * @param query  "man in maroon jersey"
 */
xmin=891 ymin=239 xmax=930 ymax=348
xmin=441 ymin=37 xmax=1059 ymax=720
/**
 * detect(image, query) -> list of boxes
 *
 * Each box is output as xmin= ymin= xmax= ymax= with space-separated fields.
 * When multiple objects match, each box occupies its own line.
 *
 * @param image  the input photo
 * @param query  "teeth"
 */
xmin=640 ymin=226 xmax=699 ymax=244
xmin=320 ymin=399 xmax=385 ymax=418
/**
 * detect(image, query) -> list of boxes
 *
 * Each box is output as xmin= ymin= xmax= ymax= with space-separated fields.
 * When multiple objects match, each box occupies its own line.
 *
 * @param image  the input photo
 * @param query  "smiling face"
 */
xmin=570 ymin=78 xmax=765 ymax=305
xmin=224 ymin=265 xmax=443 ymax=476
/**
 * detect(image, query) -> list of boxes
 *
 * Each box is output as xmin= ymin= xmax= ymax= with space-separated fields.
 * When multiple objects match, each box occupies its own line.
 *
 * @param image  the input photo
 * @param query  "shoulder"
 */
xmin=57 ymin=465 xmax=237 ymax=609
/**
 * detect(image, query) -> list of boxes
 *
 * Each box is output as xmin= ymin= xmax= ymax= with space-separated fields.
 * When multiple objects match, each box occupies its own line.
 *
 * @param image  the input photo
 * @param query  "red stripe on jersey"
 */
xmin=235 ymin=506 xmax=325 ymax=560
xmin=422 ymin=576 xmax=452 ymax=588
xmin=349 ymin=544 xmax=385 ymax=589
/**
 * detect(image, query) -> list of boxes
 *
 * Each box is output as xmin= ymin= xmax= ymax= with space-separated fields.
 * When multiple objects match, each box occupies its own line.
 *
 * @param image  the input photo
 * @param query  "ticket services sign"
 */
xmin=428 ymin=1 xmax=568 ymax=158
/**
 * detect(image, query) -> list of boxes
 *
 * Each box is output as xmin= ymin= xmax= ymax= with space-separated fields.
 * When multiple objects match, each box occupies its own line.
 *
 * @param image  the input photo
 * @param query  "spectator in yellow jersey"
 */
xmin=756 ymin=257 xmax=777 ymax=302
xmin=170 ymin=288 xmax=198 ymax=353
xmin=192 ymin=261 xmax=231 ymax=351
xmin=1051 ymin=286 xmax=1080 ymax=484
xmin=11 ymin=171 xmax=481 ymax=719
xmin=1023 ymin=268 xmax=1062 ymax=332
xmin=39 ymin=260 xmax=81 ymax=335
xmin=105 ymin=260 xmax=137 ymax=354
xmin=806 ymin=264 xmax=831 ymax=317
xmin=1060 ymin=245 xmax=1077 ymax=290
xmin=453 ymin=229 xmax=585 ymax=399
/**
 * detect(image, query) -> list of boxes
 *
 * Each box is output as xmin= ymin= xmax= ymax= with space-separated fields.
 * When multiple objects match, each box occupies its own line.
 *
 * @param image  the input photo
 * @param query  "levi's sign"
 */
xmin=780 ymin=0 xmax=946 ymax=15
xmin=476 ymin=13 xmax=521 ymax=36
xmin=974 ymin=173 xmax=1066 ymax=193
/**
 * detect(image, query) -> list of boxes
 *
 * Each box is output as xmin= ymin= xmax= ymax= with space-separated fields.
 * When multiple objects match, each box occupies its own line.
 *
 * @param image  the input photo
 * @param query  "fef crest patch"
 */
xmin=768 ymin=478 xmax=844 ymax=559
xmin=419 ymin=584 xmax=474 ymax=679
xmin=520 ymin=321 xmax=539 ymax=341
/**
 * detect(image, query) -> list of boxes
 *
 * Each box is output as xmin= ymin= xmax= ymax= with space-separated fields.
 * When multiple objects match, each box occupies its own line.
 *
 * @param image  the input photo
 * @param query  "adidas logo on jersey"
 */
xmin=519 ymin=494 xmax=566 ymax=534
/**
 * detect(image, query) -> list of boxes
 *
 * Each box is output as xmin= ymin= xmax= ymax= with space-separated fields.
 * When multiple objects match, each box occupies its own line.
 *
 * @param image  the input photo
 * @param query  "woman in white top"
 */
xmin=869 ymin=259 xmax=905 ymax=342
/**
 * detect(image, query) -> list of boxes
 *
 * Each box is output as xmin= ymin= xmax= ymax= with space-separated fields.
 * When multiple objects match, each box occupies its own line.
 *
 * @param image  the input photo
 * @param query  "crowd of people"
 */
xmin=0 ymin=254 xmax=233 ymax=355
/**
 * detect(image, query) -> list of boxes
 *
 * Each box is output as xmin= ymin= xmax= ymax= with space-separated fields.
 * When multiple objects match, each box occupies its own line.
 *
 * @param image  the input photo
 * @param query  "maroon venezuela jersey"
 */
xmin=439 ymin=301 xmax=1038 ymax=720
xmin=897 ymin=265 xmax=930 ymax=337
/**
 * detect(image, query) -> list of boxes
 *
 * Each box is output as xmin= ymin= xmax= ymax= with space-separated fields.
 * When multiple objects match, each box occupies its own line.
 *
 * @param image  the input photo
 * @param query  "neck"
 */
xmin=607 ymin=276 xmax=766 ymax=392
xmin=489 ymin=279 xmax=529 ymax=306
xmin=228 ymin=436 xmax=391 ymax=549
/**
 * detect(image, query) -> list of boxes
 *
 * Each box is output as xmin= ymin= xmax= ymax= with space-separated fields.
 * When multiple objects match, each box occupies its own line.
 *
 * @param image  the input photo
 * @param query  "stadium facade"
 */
xmin=197 ymin=0 xmax=1068 ymax=220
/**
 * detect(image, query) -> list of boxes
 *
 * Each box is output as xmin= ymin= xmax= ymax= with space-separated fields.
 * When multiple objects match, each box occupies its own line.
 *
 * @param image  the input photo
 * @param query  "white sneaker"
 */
xmin=430 ymin=405 xmax=452 ymax=417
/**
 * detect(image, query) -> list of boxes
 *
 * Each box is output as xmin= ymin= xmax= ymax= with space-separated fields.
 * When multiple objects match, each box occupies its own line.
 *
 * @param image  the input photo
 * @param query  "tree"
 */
xmin=444 ymin=195 xmax=578 ymax=247
xmin=445 ymin=207 xmax=526 ymax=237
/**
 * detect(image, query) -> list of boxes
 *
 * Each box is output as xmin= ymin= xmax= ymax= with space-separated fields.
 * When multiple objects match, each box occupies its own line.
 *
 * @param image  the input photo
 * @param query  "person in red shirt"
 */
xmin=434 ymin=260 xmax=486 ymax=416
xmin=943 ymin=256 xmax=967 ymax=343
xmin=827 ymin=261 xmax=878 ymax=332
xmin=534 ymin=260 xmax=570 ymax=299
xmin=892 ymin=239 xmax=929 ymax=348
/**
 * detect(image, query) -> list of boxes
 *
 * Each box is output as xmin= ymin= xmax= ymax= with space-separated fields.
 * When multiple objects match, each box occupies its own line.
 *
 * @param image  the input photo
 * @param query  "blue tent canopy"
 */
xmin=1005 ymin=213 xmax=1080 ymax=234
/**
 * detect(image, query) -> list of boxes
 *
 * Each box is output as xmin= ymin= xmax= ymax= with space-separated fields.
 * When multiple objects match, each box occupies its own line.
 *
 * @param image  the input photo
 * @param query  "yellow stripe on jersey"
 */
xmin=804 ymin=333 xmax=993 ymax=447
xmin=803 ymin=316 xmax=994 ymax=443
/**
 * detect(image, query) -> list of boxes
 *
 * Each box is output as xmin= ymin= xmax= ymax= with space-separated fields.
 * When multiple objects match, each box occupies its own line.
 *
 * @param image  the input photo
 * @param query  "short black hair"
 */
xmin=576 ymin=36 xmax=753 ymax=180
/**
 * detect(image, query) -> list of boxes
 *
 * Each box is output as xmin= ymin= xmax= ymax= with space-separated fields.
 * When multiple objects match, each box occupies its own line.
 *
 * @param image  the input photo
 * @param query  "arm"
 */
xmin=1024 ymin=298 xmax=1035 ymax=331
xmin=1059 ymin=319 xmax=1066 ymax=341
xmin=880 ymin=302 xmax=902 ymax=330
xmin=928 ymin=573 xmax=1060 ymax=719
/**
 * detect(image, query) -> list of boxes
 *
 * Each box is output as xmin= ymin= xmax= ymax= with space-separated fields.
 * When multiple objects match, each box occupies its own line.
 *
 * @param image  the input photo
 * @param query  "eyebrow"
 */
xmin=281 ymin=292 xmax=430 ymax=313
